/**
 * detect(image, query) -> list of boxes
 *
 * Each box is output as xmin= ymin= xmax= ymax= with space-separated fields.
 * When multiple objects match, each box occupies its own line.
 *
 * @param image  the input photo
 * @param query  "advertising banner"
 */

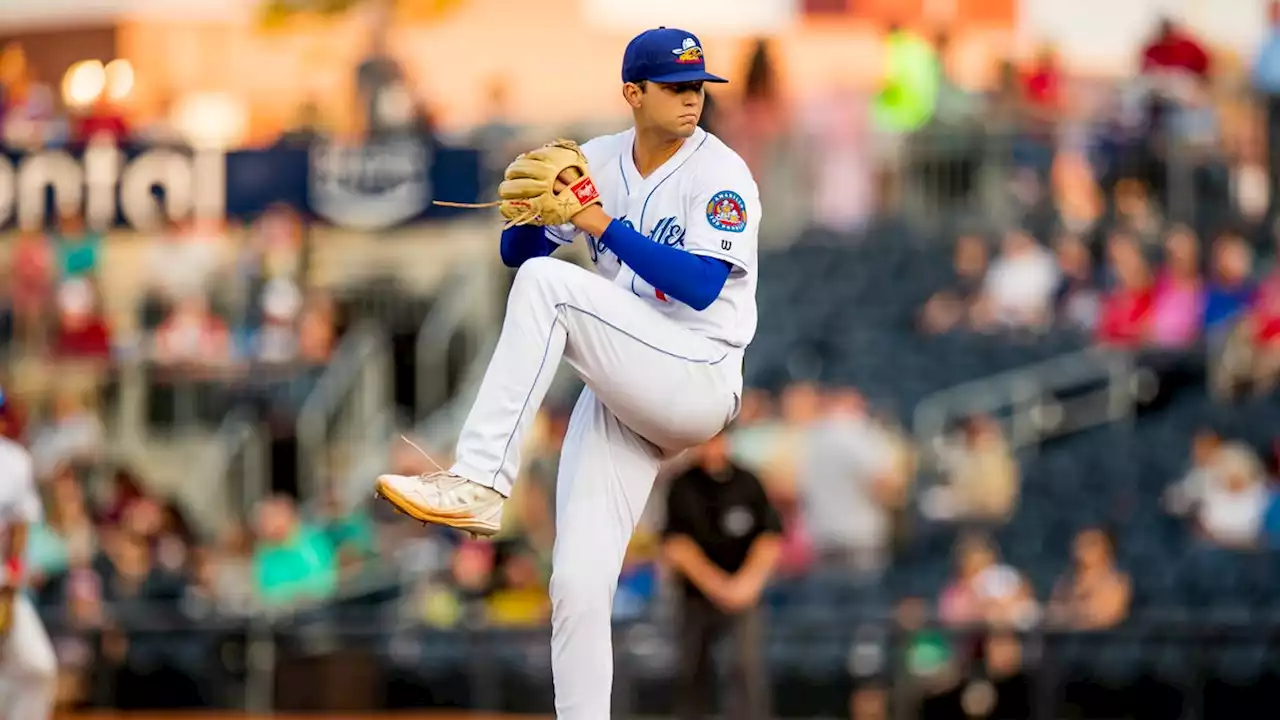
xmin=0 ymin=137 xmax=484 ymax=232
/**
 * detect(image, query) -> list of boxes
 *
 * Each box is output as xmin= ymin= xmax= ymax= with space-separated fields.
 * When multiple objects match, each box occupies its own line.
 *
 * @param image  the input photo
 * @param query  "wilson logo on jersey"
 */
xmin=706 ymin=190 xmax=747 ymax=233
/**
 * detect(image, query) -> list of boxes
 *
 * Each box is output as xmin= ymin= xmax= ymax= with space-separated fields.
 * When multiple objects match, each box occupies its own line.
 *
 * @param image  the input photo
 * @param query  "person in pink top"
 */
xmin=9 ymin=230 xmax=53 ymax=344
xmin=1148 ymin=226 xmax=1205 ymax=348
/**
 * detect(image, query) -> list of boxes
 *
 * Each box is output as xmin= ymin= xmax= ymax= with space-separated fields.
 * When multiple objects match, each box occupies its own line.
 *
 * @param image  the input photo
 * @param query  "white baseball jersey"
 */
xmin=545 ymin=126 xmax=759 ymax=350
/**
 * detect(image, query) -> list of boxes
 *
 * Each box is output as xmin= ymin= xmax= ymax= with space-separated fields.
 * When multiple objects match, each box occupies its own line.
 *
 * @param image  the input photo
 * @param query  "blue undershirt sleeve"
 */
xmin=500 ymin=225 xmax=558 ymax=268
xmin=599 ymin=219 xmax=731 ymax=311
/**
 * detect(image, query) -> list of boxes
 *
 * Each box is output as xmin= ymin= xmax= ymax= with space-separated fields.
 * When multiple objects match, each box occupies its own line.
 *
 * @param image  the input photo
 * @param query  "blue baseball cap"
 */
xmin=622 ymin=27 xmax=728 ymax=85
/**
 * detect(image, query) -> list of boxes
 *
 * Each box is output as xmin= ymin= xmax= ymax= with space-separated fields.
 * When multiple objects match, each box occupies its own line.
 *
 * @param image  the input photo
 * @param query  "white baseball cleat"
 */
xmin=376 ymin=471 xmax=505 ymax=538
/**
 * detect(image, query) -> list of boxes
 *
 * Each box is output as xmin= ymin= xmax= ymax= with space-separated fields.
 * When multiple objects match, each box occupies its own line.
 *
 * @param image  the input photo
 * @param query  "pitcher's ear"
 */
xmin=622 ymin=81 xmax=646 ymax=108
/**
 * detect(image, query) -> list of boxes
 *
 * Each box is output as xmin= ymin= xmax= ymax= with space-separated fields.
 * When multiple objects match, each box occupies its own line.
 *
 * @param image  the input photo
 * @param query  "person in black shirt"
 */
xmin=663 ymin=430 xmax=783 ymax=720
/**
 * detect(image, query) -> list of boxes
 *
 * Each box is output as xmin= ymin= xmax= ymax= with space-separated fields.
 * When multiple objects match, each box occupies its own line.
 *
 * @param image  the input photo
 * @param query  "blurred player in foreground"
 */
xmin=0 ymin=391 xmax=57 ymax=719
xmin=377 ymin=26 xmax=759 ymax=719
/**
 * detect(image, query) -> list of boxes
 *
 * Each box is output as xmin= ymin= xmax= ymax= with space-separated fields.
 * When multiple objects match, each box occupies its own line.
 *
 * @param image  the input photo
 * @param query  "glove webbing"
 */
xmin=432 ymin=199 xmax=539 ymax=229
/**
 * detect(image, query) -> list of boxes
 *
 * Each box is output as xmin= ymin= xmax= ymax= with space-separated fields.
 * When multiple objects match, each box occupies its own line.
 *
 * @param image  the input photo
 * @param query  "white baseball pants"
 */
xmin=0 ymin=594 xmax=57 ymax=720
xmin=451 ymin=256 xmax=740 ymax=719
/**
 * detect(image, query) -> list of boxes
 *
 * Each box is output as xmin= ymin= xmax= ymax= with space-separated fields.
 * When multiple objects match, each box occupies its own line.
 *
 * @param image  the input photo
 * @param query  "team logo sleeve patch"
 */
xmin=706 ymin=190 xmax=747 ymax=233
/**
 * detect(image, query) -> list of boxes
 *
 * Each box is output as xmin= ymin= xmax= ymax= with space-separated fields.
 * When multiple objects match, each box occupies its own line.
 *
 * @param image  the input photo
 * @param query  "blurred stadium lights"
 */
xmin=104 ymin=58 xmax=135 ymax=102
xmin=60 ymin=57 xmax=135 ymax=109
xmin=172 ymin=92 xmax=250 ymax=149
xmin=61 ymin=59 xmax=107 ymax=109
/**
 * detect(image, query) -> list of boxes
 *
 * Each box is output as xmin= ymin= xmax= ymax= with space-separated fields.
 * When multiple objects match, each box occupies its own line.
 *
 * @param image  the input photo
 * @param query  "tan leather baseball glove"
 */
xmin=498 ymin=139 xmax=602 ymax=227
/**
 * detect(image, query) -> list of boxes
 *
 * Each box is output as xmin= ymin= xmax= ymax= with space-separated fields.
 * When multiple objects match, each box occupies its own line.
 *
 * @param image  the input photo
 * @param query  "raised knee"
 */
xmin=511 ymin=255 xmax=563 ymax=295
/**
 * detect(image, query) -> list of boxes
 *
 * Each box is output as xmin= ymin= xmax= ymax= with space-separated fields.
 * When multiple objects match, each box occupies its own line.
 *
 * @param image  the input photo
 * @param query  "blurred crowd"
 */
xmin=6 ymin=2 xmax=1280 ymax=716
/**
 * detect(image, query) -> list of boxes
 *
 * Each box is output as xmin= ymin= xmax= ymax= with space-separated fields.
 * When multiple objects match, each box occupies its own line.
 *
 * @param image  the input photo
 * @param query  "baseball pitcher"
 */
xmin=376 ymin=26 xmax=758 ymax=719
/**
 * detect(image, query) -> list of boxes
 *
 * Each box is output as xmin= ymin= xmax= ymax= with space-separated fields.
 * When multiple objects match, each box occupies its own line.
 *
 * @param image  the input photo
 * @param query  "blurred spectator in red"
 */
xmin=1022 ymin=45 xmax=1062 ymax=111
xmin=153 ymin=295 xmax=233 ymax=370
xmin=71 ymin=97 xmax=129 ymax=147
xmin=1097 ymin=235 xmax=1154 ymax=347
xmin=972 ymin=230 xmax=1059 ymax=331
xmin=1204 ymin=233 xmax=1256 ymax=337
xmin=1148 ymin=226 xmax=1204 ymax=349
xmin=0 ymin=385 xmax=25 ymax=445
xmin=920 ymin=234 xmax=988 ymax=334
xmin=1140 ymin=16 xmax=1210 ymax=79
xmin=8 ymin=230 xmax=54 ymax=344
xmin=1242 ymin=266 xmax=1280 ymax=391
xmin=52 ymin=278 xmax=111 ymax=360
xmin=1052 ymin=234 xmax=1101 ymax=333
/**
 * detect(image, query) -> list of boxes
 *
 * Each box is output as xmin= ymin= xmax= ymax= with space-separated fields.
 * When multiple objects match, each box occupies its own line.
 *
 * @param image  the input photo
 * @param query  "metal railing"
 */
xmin=912 ymin=347 xmax=1142 ymax=461
xmin=210 ymin=409 xmax=270 ymax=519
xmin=295 ymin=321 xmax=392 ymax=505
xmin=412 ymin=259 xmax=504 ymax=452
xmin=414 ymin=261 xmax=503 ymax=424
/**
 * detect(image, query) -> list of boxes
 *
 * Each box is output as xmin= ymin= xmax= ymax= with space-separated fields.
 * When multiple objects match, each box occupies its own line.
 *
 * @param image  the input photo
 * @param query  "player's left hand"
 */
xmin=498 ymin=139 xmax=602 ymax=228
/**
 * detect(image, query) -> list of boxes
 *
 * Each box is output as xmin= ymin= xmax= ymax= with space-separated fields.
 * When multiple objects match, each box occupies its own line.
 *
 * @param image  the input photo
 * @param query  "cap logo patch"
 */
xmin=673 ymin=37 xmax=703 ymax=64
